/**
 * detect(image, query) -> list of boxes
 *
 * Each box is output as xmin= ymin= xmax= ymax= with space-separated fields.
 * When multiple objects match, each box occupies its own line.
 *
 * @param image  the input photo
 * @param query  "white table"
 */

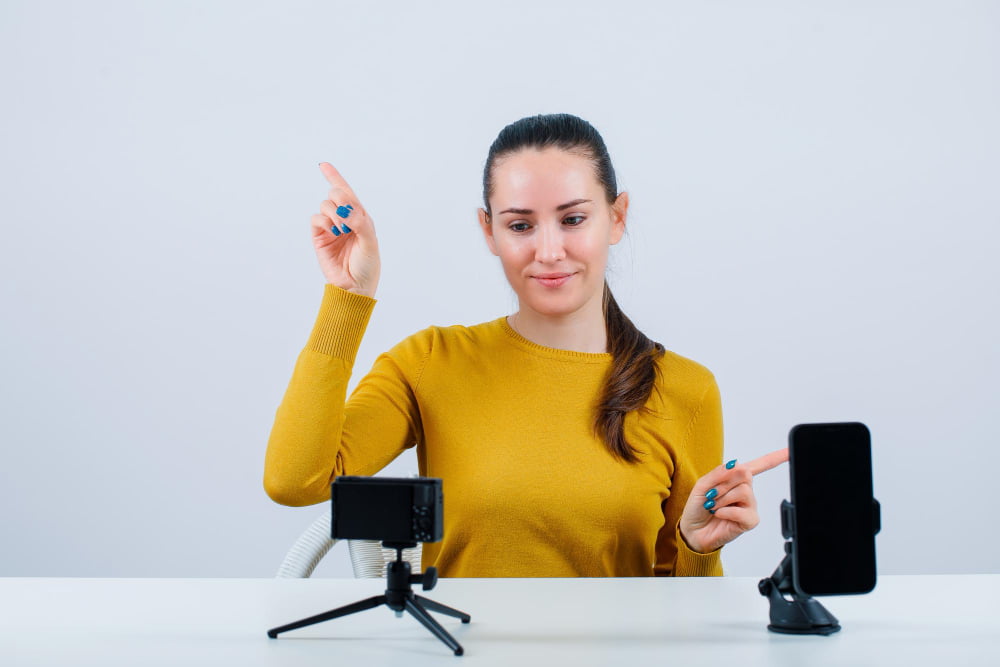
xmin=1 ymin=575 xmax=997 ymax=665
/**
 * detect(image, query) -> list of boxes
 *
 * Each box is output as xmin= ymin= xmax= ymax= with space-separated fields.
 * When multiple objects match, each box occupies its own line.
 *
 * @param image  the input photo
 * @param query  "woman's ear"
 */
xmin=478 ymin=208 xmax=500 ymax=256
xmin=609 ymin=192 xmax=628 ymax=245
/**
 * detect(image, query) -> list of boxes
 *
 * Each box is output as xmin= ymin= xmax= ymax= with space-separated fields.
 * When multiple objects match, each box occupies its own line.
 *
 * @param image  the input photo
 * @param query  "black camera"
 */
xmin=330 ymin=476 xmax=443 ymax=543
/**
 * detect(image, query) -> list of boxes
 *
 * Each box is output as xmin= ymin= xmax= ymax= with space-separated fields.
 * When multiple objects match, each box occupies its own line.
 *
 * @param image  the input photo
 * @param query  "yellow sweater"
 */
xmin=264 ymin=285 xmax=725 ymax=578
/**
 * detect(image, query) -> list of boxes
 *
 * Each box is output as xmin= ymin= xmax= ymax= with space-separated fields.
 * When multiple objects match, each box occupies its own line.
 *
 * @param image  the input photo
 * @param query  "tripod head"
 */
xmin=381 ymin=541 xmax=438 ymax=601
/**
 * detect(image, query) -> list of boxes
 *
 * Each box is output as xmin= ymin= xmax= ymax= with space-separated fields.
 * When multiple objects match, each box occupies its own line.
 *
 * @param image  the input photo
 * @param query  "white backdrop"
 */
xmin=1 ymin=0 xmax=997 ymax=578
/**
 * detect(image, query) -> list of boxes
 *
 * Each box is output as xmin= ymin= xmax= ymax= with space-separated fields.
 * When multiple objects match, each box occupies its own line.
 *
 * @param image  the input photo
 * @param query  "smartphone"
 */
xmin=789 ymin=422 xmax=877 ymax=596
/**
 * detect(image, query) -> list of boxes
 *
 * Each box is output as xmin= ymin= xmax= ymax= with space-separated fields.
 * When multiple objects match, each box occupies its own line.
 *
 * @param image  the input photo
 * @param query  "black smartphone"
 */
xmin=789 ymin=422 xmax=877 ymax=596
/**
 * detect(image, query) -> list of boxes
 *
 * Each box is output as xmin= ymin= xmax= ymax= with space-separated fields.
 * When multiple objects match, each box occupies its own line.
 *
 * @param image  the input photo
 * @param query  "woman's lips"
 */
xmin=533 ymin=273 xmax=575 ymax=288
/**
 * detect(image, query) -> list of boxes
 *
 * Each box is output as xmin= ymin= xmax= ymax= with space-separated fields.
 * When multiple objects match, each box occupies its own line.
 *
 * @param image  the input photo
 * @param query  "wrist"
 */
xmin=328 ymin=282 xmax=376 ymax=299
xmin=679 ymin=524 xmax=710 ymax=555
xmin=307 ymin=284 xmax=377 ymax=361
xmin=344 ymin=286 xmax=376 ymax=299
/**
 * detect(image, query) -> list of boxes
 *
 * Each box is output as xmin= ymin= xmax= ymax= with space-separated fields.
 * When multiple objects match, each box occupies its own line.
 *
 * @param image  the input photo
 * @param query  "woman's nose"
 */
xmin=534 ymin=223 xmax=567 ymax=263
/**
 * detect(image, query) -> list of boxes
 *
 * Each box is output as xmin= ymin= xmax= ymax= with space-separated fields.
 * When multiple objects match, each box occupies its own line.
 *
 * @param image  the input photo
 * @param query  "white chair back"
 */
xmin=276 ymin=510 xmax=423 ymax=578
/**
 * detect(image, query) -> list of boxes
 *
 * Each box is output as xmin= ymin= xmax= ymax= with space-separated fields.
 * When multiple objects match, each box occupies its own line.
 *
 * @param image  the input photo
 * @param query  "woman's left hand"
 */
xmin=678 ymin=448 xmax=789 ymax=554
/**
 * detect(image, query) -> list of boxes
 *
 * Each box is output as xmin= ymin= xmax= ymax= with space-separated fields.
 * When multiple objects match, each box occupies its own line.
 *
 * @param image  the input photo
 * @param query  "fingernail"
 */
xmin=703 ymin=499 xmax=716 ymax=510
xmin=341 ymin=224 xmax=352 ymax=234
xmin=330 ymin=226 xmax=342 ymax=236
xmin=336 ymin=205 xmax=352 ymax=219
xmin=726 ymin=459 xmax=737 ymax=469
xmin=709 ymin=509 xmax=716 ymax=515
xmin=706 ymin=488 xmax=718 ymax=500
xmin=346 ymin=204 xmax=353 ymax=210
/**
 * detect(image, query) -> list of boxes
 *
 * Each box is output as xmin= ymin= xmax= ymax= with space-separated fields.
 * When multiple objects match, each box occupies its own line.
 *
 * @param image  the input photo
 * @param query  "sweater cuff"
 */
xmin=305 ymin=284 xmax=377 ymax=364
xmin=674 ymin=523 xmax=724 ymax=576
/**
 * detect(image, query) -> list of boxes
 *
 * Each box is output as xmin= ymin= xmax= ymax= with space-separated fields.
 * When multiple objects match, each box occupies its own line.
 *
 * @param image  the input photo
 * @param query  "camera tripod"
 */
xmin=267 ymin=541 xmax=471 ymax=656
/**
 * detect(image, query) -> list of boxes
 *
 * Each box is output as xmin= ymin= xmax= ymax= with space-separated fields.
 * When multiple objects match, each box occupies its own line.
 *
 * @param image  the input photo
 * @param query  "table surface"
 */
xmin=2 ymin=575 xmax=997 ymax=665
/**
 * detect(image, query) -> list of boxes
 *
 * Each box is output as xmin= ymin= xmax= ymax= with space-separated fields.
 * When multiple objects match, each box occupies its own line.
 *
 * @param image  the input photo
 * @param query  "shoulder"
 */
xmin=384 ymin=318 xmax=504 ymax=360
xmin=645 ymin=348 xmax=720 ymax=421
xmin=655 ymin=348 xmax=718 ymax=388
xmin=380 ymin=319 xmax=505 ymax=388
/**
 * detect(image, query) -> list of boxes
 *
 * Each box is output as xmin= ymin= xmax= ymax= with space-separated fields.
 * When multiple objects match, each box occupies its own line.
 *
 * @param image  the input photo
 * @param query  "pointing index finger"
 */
xmin=318 ymin=162 xmax=356 ymax=197
xmin=747 ymin=447 xmax=789 ymax=476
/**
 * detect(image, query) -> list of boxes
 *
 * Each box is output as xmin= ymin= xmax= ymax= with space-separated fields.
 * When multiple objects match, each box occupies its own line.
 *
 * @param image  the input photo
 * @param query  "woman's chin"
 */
xmin=518 ymin=297 xmax=587 ymax=319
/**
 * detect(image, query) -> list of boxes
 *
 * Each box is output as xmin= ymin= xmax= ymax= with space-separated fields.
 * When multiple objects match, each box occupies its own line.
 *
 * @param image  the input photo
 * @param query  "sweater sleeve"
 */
xmin=262 ymin=284 xmax=426 ymax=507
xmin=653 ymin=373 xmax=726 ymax=576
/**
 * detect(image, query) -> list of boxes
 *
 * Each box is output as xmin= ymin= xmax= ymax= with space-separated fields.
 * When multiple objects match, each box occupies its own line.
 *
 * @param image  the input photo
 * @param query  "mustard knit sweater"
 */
xmin=264 ymin=285 xmax=725 ymax=578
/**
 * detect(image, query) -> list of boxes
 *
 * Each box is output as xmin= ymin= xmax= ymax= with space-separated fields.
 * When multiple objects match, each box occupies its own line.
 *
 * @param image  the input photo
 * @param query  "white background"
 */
xmin=1 ymin=0 xmax=997 ymax=578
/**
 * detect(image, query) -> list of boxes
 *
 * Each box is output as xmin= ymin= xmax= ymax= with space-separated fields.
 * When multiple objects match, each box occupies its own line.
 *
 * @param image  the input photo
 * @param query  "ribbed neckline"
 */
xmin=495 ymin=316 xmax=614 ymax=364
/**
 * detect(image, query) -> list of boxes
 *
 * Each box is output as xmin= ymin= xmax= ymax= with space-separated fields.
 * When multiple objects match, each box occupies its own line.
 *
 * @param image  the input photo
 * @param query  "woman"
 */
xmin=264 ymin=113 xmax=786 ymax=577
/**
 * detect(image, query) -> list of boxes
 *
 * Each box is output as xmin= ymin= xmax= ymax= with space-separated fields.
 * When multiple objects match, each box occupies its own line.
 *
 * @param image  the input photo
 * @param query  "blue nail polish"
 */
xmin=330 ymin=226 xmax=341 ymax=236
xmin=336 ymin=205 xmax=352 ymax=219
xmin=703 ymin=499 xmax=716 ymax=510
xmin=709 ymin=509 xmax=716 ymax=515
xmin=706 ymin=488 xmax=718 ymax=500
xmin=726 ymin=459 xmax=737 ymax=469
xmin=341 ymin=224 xmax=352 ymax=234
xmin=346 ymin=204 xmax=353 ymax=210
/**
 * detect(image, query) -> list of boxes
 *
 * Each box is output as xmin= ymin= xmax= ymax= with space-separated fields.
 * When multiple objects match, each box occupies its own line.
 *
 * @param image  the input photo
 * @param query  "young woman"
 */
xmin=264 ymin=113 xmax=787 ymax=577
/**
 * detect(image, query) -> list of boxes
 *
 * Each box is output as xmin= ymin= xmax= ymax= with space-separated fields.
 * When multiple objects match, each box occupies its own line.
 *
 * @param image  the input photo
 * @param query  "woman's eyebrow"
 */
xmin=497 ymin=199 xmax=592 ymax=215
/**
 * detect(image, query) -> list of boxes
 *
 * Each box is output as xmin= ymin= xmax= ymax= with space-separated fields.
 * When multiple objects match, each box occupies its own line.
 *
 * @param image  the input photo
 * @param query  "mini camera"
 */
xmin=330 ymin=476 xmax=443 ymax=543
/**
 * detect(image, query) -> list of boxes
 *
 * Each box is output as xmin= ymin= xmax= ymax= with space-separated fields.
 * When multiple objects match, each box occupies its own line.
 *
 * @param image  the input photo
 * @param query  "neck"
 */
xmin=509 ymin=292 xmax=608 ymax=354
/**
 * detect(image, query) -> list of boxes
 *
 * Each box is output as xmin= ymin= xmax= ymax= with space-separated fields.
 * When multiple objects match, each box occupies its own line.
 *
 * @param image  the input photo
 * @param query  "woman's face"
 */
xmin=478 ymin=147 xmax=628 ymax=319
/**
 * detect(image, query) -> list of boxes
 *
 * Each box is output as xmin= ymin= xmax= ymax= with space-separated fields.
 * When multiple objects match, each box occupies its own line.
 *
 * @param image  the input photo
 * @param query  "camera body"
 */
xmin=330 ymin=476 xmax=443 ymax=543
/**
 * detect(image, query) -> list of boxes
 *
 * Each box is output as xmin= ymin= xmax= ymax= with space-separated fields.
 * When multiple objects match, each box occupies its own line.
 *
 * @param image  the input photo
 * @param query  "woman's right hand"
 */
xmin=310 ymin=162 xmax=381 ymax=298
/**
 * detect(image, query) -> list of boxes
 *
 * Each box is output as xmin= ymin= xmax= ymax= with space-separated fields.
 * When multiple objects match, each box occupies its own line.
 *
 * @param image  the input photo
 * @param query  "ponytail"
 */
xmin=595 ymin=282 xmax=665 ymax=463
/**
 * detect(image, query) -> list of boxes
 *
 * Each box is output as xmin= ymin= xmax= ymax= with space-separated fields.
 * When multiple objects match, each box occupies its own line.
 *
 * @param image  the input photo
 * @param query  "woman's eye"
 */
xmin=510 ymin=222 xmax=530 ymax=232
xmin=564 ymin=216 xmax=585 ymax=226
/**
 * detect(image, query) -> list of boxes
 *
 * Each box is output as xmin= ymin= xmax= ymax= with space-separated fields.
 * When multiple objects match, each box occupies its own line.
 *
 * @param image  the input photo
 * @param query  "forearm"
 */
xmin=263 ymin=285 xmax=376 ymax=506
xmin=655 ymin=375 xmax=726 ymax=575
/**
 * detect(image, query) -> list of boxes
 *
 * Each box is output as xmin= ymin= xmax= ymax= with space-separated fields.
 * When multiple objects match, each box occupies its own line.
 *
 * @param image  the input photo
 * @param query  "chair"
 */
xmin=276 ymin=509 xmax=423 ymax=578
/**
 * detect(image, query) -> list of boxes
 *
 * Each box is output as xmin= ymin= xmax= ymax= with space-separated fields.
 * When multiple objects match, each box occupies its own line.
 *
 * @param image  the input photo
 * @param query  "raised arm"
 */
xmin=263 ymin=163 xmax=420 ymax=506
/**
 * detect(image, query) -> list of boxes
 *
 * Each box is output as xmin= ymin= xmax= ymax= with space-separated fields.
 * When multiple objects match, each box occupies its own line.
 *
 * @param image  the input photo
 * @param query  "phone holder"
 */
xmin=758 ymin=499 xmax=881 ymax=635
xmin=267 ymin=542 xmax=471 ymax=656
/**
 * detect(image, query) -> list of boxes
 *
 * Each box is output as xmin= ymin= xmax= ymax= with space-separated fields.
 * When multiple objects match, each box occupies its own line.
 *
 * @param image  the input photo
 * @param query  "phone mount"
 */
xmin=757 ymin=499 xmax=881 ymax=635
xmin=267 ymin=542 xmax=471 ymax=656
xmin=758 ymin=538 xmax=841 ymax=635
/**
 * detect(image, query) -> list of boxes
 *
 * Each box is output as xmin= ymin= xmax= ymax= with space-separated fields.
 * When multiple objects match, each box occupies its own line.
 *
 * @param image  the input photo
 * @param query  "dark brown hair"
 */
xmin=482 ymin=113 xmax=665 ymax=464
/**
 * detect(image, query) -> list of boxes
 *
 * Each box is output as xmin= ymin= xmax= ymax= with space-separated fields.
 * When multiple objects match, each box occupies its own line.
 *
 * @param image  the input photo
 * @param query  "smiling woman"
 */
xmin=477 ymin=131 xmax=644 ymax=464
xmin=264 ymin=113 xmax=774 ymax=578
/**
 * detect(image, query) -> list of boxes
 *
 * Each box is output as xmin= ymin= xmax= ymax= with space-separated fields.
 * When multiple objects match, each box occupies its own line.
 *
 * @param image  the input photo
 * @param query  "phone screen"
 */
xmin=790 ymin=422 xmax=877 ymax=595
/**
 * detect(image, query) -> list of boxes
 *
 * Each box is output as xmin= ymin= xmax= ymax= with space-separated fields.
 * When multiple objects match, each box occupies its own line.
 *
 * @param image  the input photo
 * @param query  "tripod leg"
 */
xmin=404 ymin=598 xmax=465 ymax=656
xmin=414 ymin=594 xmax=471 ymax=623
xmin=267 ymin=595 xmax=385 ymax=638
